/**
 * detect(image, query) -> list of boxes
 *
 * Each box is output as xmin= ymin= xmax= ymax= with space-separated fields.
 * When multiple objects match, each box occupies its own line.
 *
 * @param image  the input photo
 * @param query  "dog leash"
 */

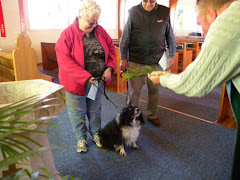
xmin=92 ymin=78 xmax=121 ymax=111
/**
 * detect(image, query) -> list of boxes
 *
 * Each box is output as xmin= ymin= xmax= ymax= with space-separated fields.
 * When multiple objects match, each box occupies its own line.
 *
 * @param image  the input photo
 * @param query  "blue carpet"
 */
xmin=47 ymin=90 xmax=236 ymax=180
xmin=123 ymin=85 xmax=222 ymax=122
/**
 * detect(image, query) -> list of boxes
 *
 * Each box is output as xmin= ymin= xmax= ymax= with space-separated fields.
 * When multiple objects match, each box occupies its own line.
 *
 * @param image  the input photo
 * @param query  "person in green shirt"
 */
xmin=148 ymin=0 xmax=240 ymax=179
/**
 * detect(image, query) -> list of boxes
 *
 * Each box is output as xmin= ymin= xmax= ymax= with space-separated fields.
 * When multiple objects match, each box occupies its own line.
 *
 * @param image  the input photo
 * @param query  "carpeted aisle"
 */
xmin=47 ymin=89 xmax=236 ymax=180
xmin=125 ymin=85 xmax=222 ymax=123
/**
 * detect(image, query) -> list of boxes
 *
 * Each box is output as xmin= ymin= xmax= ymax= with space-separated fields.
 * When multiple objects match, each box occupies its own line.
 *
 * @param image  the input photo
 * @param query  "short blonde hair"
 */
xmin=78 ymin=0 xmax=101 ymax=19
xmin=197 ymin=0 xmax=235 ymax=15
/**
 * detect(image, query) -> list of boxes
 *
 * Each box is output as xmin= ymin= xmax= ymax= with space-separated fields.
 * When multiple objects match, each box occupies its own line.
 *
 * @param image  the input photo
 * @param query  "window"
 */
xmin=27 ymin=0 xmax=118 ymax=36
xmin=27 ymin=0 xmax=70 ymax=29
xmin=173 ymin=0 xmax=201 ymax=34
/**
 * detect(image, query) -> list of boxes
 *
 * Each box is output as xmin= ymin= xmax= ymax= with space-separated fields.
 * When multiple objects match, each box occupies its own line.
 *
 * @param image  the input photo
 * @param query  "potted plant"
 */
xmin=0 ymin=95 xmax=80 ymax=179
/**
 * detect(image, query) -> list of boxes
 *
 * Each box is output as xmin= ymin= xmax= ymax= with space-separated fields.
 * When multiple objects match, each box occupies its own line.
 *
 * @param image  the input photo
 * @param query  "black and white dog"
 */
xmin=99 ymin=105 xmax=144 ymax=156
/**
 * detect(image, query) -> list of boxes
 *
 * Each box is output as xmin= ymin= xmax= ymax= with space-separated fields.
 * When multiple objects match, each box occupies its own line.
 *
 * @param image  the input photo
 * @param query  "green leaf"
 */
xmin=0 ymin=147 xmax=55 ymax=168
xmin=122 ymin=65 xmax=154 ymax=81
xmin=10 ymin=133 xmax=43 ymax=147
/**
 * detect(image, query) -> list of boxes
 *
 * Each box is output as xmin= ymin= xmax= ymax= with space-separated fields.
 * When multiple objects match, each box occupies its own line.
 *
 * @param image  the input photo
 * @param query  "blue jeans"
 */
xmin=65 ymin=83 xmax=104 ymax=141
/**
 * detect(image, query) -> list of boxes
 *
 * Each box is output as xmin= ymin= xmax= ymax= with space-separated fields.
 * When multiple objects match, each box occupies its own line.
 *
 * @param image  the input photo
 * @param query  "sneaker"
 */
xmin=93 ymin=133 xmax=102 ymax=147
xmin=148 ymin=118 xmax=160 ymax=127
xmin=77 ymin=140 xmax=88 ymax=153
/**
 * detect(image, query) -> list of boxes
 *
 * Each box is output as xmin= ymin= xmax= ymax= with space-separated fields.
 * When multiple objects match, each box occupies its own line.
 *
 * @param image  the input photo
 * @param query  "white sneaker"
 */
xmin=93 ymin=133 xmax=102 ymax=147
xmin=77 ymin=140 xmax=88 ymax=153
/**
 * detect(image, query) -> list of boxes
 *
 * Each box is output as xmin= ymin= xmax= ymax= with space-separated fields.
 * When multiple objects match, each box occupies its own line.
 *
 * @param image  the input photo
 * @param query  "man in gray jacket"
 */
xmin=120 ymin=0 xmax=176 ymax=127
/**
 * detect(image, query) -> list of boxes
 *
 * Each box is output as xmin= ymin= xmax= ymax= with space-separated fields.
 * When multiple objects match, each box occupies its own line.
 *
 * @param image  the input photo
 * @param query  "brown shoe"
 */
xmin=148 ymin=118 xmax=160 ymax=127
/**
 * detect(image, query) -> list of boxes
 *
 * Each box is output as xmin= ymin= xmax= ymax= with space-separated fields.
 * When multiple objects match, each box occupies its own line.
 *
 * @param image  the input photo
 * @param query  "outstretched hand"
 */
xmin=148 ymin=71 xmax=165 ymax=85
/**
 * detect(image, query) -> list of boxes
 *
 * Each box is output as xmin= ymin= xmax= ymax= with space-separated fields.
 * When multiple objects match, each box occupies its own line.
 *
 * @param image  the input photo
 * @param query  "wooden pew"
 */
xmin=166 ymin=52 xmax=179 ymax=74
xmin=41 ymin=42 xmax=58 ymax=70
xmin=176 ymin=37 xmax=204 ymax=61
xmin=0 ymin=33 xmax=53 ymax=82
xmin=176 ymin=42 xmax=193 ymax=72
xmin=106 ymin=47 xmax=128 ymax=93
xmin=41 ymin=41 xmax=128 ymax=93
xmin=217 ymin=84 xmax=236 ymax=128
xmin=176 ymin=37 xmax=235 ymax=129
xmin=186 ymin=42 xmax=201 ymax=60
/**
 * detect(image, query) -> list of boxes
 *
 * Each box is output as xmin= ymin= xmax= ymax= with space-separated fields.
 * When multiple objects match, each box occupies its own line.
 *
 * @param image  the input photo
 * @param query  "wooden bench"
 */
xmin=0 ymin=33 xmax=53 ymax=82
xmin=106 ymin=47 xmax=128 ymax=93
xmin=176 ymin=37 xmax=204 ymax=61
xmin=41 ymin=41 xmax=127 ymax=93
xmin=217 ymin=84 xmax=236 ymax=128
xmin=176 ymin=42 xmax=193 ymax=72
xmin=186 ymin=42 xmax=201 ymax=60
xmin=166 ymin=52 xmax=179 ymax=74
xmin=176 ymin=37 xmax=235 ymax=128
xmin=41 ymin=42 xmax=58 ymax=70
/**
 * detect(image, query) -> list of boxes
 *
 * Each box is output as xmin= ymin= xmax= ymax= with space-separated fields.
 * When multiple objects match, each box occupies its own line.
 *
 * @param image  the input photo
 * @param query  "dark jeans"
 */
xmin=226 ymin=81 xmax=240 ymax=180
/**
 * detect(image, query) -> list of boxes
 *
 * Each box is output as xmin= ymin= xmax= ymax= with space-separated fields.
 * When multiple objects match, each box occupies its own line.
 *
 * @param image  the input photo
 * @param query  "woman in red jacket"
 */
xmin=55 ymin=0 xmax=116 ymax=153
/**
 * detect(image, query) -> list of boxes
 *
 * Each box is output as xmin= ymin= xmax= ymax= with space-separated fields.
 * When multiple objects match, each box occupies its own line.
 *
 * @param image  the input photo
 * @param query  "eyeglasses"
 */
xmin=86 ymin=19 xmax=101 ymax=26
xmin=143 ymin=0 xmax=156 ymax=3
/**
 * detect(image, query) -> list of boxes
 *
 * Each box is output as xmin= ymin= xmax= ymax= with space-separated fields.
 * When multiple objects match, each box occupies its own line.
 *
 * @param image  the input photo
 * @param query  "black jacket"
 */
xmin=129 ymin=4 xmax=170 ymax=64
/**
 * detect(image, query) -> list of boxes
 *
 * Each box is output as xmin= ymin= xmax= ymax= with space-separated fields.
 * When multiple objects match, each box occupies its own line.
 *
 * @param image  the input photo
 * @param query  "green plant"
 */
xmin=0 ymin=95 xmax=80 ymax=180
xmin=122 ymin=65 xmax=154 ymax=81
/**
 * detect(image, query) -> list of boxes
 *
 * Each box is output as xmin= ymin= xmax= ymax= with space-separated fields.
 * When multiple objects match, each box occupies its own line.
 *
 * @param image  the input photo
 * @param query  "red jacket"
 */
xmin=55 ymin=18 xmax=116 ymax=96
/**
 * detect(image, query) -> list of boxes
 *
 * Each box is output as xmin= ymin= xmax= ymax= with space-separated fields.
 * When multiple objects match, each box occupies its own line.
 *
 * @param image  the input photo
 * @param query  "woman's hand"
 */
xmin=102 ymin=67 xmax=112 ymax=81
xmin=88 ymin=77 xmax=96 ymax=84
xmin=148 ymin=71 xmax=165 ymax=85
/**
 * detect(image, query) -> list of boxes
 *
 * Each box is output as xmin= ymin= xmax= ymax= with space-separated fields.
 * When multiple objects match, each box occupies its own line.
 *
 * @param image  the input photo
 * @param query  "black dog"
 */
xmin=99 ymin=105 xmax=144 ymax=156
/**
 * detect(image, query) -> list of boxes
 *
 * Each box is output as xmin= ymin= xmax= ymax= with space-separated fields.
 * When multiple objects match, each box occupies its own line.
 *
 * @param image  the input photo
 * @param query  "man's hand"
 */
xmin=168 ymin=58 xmax=174 ymax=67
xmin=148 ymin=71 xmax=165 ymax=85
xmin=120 ymin=59 xmax=128 ymax=72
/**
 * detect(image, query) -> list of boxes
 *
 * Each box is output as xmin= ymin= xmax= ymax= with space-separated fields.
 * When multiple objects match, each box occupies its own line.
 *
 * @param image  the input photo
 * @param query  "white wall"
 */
xmin=0 ymin=0 xmax=199 ymax=63
xmin=0 ymin=0 xmax=62 ymax=63
xmin=0 ymin=0 xmax=22 ymax=53
xmin=0 ymin=0 xmax=118 ymax=64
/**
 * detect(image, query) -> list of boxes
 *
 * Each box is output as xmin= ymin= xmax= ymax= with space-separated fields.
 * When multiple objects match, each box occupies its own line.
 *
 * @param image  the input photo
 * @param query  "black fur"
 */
xmin=99 ymin=105 xmax=144 ymax=156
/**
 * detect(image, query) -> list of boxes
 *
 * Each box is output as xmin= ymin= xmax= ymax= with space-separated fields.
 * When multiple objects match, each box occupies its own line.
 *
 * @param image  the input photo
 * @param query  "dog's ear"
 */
xmin=119 ymin=107 xmax=131 ymax=126
xmin=121 ymin=106 xmax=128 ymax=114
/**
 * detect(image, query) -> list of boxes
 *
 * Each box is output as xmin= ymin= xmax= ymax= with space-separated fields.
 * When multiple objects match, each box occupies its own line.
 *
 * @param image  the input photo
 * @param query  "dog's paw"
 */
xmin=132 ymin=145 xmax=139 ymax=149
xmin=119 ymin=148 xmax=127 ymax=157
xmin=119 ymin=151 xmax=127 ymax=157
xmin=132 ymin=142 xmax=139 ymax=149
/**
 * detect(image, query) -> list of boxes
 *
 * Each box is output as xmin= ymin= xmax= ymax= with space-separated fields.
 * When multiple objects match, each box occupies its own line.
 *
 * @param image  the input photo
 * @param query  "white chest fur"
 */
xmin=121 ymin=126 xmax=141 ymax=146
